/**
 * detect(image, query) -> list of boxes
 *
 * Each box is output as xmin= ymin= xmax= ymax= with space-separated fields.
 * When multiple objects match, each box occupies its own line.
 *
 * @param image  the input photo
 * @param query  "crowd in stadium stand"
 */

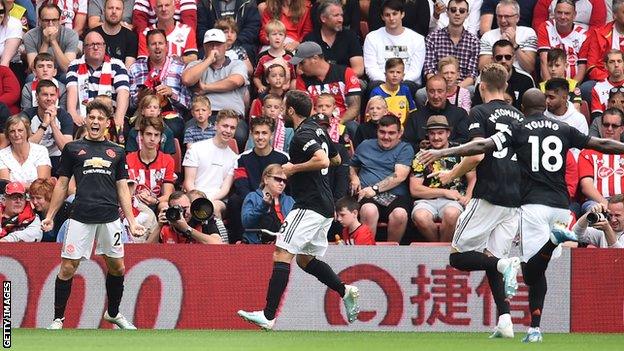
xmin=0 ymin=0 xmax=623 ymax=248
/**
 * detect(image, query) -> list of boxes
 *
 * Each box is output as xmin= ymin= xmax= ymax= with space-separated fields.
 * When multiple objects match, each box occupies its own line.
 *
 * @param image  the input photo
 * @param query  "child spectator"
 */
xmin=253 ymin=20 xmax=296 ymax=94
xmin=335 ymin=196 xmax=375 ymax=245
xmin=246 ymin=93 xmax=293 ymax=153
xmin=539 ymin=48 xmax=582 ymax=110
xmin=314 ymin=93 xmax=343 ymax=144
xmin=249 ymin=64 xmax=287 ymax=119
xmin=438 ymin=56 xmax=471 ymax=113
xmin=369 ymin=58 xmax=416 ymax=125
xmin=126 ymin=95 xmax=176 ymax=155
xmin=214 ymin=17 xmax=253 ymax=75
xmin=184 ymin=95 xmax=215 ymax=148
xmin=353 ymin=96 xmax=388 ymax=148
xmin=21 ymin=53 xmax=67 ymax=110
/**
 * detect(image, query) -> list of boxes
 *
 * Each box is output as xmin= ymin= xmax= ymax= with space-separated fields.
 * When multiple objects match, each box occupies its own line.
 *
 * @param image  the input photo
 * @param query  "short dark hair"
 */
xmin=284 ymin=90 xmax=313 ymax=118
xmin=38 ymin=3 xmax=61 ymax=19
xmin=86 ymin=100 xmax=113 ymax=119
xmin=492 ymin=39 xmax=514 ymax=54
xmin=382 ymin=0 xmax=404 ymax=13
xmin=138 ymin=115 xmax=165 ymax=133
xmin=547 ymin=48 xmax=567 ymax=65
xmin=449 ymin=0 xmax=470 ymax=10
xmin=603 ymin=107 xmax=624 ymax=125
xmin=34 ymin=52 xmax=55 ymax=67
xmin=319 ymin=0 xmax=341 ymax=18
xmin=265 ymin=63 xmax=286 ymax=79
xmin=168 ymin=191 xmax=188 ymax=204
xmin=336 ymin=196 xmax=360 ymax=212
xmin=146 ymin=29 xmax=167 ymax=45
xmin=385 ymin=57 xmax=404 ymax=71
xmin=544 ymin=77 xmax=569 ymax=94
xmin=35 ymin=79 xmax=57 ymax=95
xmin=605 ymin=49 xmax=624 ymax=64
xmin=250 ymin=116 xmax=275 ymax=133
xmin=378 ymin=114 xmax=401 ymax=130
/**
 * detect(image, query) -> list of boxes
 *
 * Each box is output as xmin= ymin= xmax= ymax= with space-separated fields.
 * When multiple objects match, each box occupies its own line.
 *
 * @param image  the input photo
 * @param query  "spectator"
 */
xmin=353 ymin=96 xmax=387 ymax=148
xmin=92 ymin=0 xmax=139 ymax=68
xmin=125 ymin=94 xmax=176 ymax=154
xmin=544 ymin=78 xmax=588 ymax=140
xmin=363 ymin=0 xmax=425 ymax=92
xmin=367 ymin=0 xmax=430 ymax=37
xmin=473 ymin=39 xmax=536 ymax=110
xmin=88 ymin=0 xmax=134 ymax=30
xmin=350 ymin=114 xmax=414 ymax=243
xmin=430 ymin=0 xmax=481 ymax=36
xmin=249 ymin=64 xmax=287 ymax=119
xmin=21 ymin=79 xmax=73 ymax=171
xmin=533 ymin=0 xmax=606 ymax=29
xmin=0 ymin=115 xmax=51 ymax=184
xmin=589 ymin=88 xmax=624 ymax=141
xmin=66 ymin=31 xmax=130 ymax=130
xmin=409 ymin=115 xmax=476 ymax=242
xmin=334 ymin=195 xmax=375 ymax=245
xmin=30 ymin=177 xmax=69 ymax=242
xmin=439 ymin=56 xmax=471 ymax=113
xmin=591 ymin=50 xmax=624 ymax=118
xmin=538 ymin=48 xmax=582 ymax=110
xmin=313 ymin=93 xmax=343 ymax=144
xmin=241 ymin=163 xmax=294 ymax=244
xmin=578 ymin=108 xmax=624 ymax=212
xmin=573 ymin=197 xmax=624 ymax=248
xmin=304 ymin=0 xmax=364 ymax=77
xmin=424 ymin=0 xmax=479 ymax=89
xmin=181 ymin=28 xmax=249 ymax=151
xmin=0 ymin=181 xmax=42 ymax=242
xmin=56 ymin=0 xmax=87 ymax=36
xmin=258 ymin=0 xmax=313 ymax=52
xmin=133 ymin=0 xmax=196 ymax=36
xmin=403 ymin=75 xmax=469 ymax=150
xmin=246 ymin=93 xmax=293 ymax=153
xmin=21 ymin=53 xmax=67 ymax=111
xmin=137 ymin=0 xmax=198 ymax=64
xmin=0 ymin=0 xmax=23 ymax=68
xmin=536 ymin=0 xmax=590 ymax=83
xmin=294 ymin=41 xmax=361 ymax=138
xmin=183 ymin=109 xmax=239 ymax=219
xmin=126 ymin=116 xmax=175 ymax=207
xmin=0 ymin=64 xmax=19 ymax=114
xmin=310 ymin=0 xmax=359 ymax=33
xmin=253 ymin=20 xmax=296 ymax=94
xmin=479 ymin=0 xmax=537 ymax=75
xmin=370 ymin=58 xmax=416 ymax=125
xmin=23 ymin=4 xmax=79 ymax=74
xmin=129 ymin=28 xmax=190 ymax=142
xmin=479 ymin=0 xmax=536 ymax=36
xmin=155 ymin=191 xmax=224 ymax=244
xmin=586 ymin=0 xmax=624 ymax=82
xmin=215 ymin=17 xmax=253 ymax=75
xmin=183 ymin=95 xmax=215 ymax=148
xmin=197 ymin=0 xmax=260 ymax=61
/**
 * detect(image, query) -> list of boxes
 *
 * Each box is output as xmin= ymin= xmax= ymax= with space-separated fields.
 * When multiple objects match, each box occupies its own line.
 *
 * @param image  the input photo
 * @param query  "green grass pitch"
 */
xmin=7 ymin=329 xmax=624 ymax=351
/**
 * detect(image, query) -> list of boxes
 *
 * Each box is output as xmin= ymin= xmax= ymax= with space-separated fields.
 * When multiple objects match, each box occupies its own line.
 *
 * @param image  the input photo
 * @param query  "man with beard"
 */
xmin=92 ymin=0 xmax=139 ymax=68
xmin=237 ymin=90 xmax=360 ymax=330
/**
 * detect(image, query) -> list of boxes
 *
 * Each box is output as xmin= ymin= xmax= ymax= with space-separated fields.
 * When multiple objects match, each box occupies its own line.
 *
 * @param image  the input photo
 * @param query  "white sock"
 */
xmin=498 ymin=313 xmax=512 ymax=326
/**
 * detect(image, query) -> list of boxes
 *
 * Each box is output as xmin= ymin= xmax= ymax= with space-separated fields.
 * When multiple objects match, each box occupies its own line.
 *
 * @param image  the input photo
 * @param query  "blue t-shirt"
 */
xmin=350 ymin=139 xmax=415 ymax=196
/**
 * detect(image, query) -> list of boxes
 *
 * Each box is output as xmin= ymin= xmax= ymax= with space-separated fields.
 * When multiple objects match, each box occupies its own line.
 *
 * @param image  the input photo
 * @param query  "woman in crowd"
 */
xmin=0 ymin=114 xmax=51 ymax=184
xmin=30 ymin=177 xmax=69 ymax=242
xmin=259 ymin=0 xmax=313 ymax=52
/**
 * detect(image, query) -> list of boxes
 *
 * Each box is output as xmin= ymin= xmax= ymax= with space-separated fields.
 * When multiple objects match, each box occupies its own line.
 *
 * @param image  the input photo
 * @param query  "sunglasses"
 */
xmin=0 ymin=9 xmax=5 ymax=15
xmin=495 ymin=54 xmax=513 ymax=61
xmin=610 ymin=86 xmax=624 ymax=94
xmin=448 ymin=7 xmax=467 ymax=14
xmin=602 ymin=123 xmax=622 ymax=129
xmin=271 ymin=176 xmax=287 ymax=184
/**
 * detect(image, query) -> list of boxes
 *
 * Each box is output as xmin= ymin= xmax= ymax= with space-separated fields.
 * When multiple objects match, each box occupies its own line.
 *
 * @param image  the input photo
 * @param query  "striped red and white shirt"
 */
xmin=137 ymin=21 xmax=197 ymax=59
xmin=126 ymin=151 xmax=176 ymax=197
xmin=590 ymin=78 xmax=624 ymax=113
xmin=132 ymin=0 xmax=197 ymax=33
xmin=536 ymin=20 xmax=589 ymax=78
xmin=578 ymin=149 xmax=624 ymax=198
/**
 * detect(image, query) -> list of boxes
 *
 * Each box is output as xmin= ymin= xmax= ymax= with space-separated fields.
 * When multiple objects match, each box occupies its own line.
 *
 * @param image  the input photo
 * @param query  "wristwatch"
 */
xmin=38 ymin=124 xmax=49 ymax=131
xmin=372 ymin=185 xmax=380 ymax=195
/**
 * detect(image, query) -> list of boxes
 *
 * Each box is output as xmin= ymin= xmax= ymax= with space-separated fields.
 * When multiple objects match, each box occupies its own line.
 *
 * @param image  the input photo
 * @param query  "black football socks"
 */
xmin=449 ymin=251 xmax=499 ymax=271
xmin=264 ymin=262 xmax=291 ymax=320
xmin=301 ymin=258 xmax=346 ymax=297
xmin=54 ymin=276 xmax=73 ymax=320
xmin=106 ymin=273 xmax=124 ymax=318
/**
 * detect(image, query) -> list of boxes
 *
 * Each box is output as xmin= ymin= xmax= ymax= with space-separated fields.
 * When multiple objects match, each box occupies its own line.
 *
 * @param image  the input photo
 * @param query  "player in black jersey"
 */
xmin=237 ymin=90 xmax=360 ymax=330
xmin=42 ymin=101 xmax=145 ymax=330
xmin=419 ymin=89 xmax=624 ymax=342
xmin=425 ymin=64 xmax=525 ymax=338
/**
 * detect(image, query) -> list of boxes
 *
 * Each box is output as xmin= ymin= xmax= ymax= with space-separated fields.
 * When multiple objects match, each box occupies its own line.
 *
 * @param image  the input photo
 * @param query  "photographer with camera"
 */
xmin=572 ymin=194 xmax=624 ymax=248
xmin=157 ymin=191 xmax=223 ymax=244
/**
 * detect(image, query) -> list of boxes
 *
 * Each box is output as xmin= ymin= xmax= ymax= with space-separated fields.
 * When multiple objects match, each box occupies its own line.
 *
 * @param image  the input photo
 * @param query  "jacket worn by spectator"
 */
xmin=241 ymin=188 xmax=295 ymax=244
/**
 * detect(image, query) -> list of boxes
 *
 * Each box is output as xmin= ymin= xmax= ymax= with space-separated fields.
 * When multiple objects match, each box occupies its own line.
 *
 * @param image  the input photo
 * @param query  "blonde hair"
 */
xmin=214 ymin=16 xmax=238 ymax=33
xmin=480 ymin=63 xmax=508 ymax=92
xmin=4 ymin=114 xmax=32 ymax=141
xmin=191 ymin=95 xmax=212 ymax=109
xmin=438 ymin=55 xmax=460 ymax=72
xmin=133 ymin=95 xmax=161 ymax=130
xmin=260 ymin=164 xmax=285 ymax=188
xmin=366 ymin=95 xmax=388 ymax=110
xmin=265 ymin=19 xmax=286 ymax=35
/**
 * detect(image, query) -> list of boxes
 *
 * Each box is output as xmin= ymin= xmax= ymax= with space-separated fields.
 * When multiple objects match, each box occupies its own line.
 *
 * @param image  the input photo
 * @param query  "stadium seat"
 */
xmin=580 ymin=100 xmax=590 ymax=125
xmin=173 ymin=139 xmax=182 ymax=173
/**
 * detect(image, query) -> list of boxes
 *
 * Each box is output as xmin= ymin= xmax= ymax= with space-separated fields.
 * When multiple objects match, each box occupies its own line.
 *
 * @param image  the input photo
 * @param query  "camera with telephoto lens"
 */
xmin=587 ymin=211 xmax=611 ymax=224
xmin=165 ymin=205 xmax=184 ymax=221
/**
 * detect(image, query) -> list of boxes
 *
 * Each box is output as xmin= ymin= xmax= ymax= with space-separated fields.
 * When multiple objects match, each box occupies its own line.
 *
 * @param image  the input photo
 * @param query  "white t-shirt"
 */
xmin=0 ymin=143 xmax=51 ymax=184
xmin=182 ymin=138 xmax=237 ymax=199
xmin=480 ymin=26 xmax=538 ymax=74
xmin=0 ymin=17 xmax=24 ymax=55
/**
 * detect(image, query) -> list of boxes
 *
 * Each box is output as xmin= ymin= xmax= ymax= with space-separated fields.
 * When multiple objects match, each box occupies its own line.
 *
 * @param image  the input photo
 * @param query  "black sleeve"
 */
xmin=201 ymin=219 xmax=219 ymax=235
xmin=472 ymin=84 xmax=484 ymax=107
xmin=0 ymin=102 xmax=9 ymax=133
xmin=331 ymin=145 xmax=350 ymax=201
xmin=115 ymin=147 xmax=129 ymax=181
xmin=57 ymin=143 xmax=75 ymax=178
xmin=451 ymin=112 xmax=470 ymax=144
xmin=126 ymin=29 xmax=138 ymax=59
xmin=568 ymin=126 xmax=591 ymax=150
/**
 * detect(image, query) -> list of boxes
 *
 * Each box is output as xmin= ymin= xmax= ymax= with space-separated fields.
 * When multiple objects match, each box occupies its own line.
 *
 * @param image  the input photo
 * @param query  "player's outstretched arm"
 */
xmin=117 ymin=180 xmax=144 ymax=237
xmin=418 ymin=137 xmax=497 ymax=165
xmin=586 ymin=137 xmax=624 ymax=155
xmin=285 ymin=149 xmax=330 ymax=176
xmin=42 ymin=176 xmax=70 ymax=231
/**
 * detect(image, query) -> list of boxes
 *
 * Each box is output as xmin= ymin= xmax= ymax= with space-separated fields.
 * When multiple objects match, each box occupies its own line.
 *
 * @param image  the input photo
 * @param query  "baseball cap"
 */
xmin=5 ymin=181 xmax=26 ymax=195
xmin=425 ymin=115 xmax=451 ymax=130
xmin=203 ymin=29 xmax=226 ymax=44
xmin=290 ymin=42 xmax=323 ymax=65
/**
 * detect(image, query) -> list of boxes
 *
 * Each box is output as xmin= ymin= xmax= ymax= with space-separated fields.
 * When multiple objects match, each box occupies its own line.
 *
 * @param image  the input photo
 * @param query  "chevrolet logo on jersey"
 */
xmin=83 ymin=157 xmax=112 ymax=168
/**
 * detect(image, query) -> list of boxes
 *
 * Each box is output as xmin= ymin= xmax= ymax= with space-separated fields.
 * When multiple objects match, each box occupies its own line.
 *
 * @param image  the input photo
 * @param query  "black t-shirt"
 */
xmin=303 ymin=28 xmax=363 ymax=67
xmin=494 ymin=114 xmax=590 ymax=209
xmin=403 ymin=103 xmax=470 ymax=148
xmin=289 ymin=118 xmax=338 ymax=218
xmin=468 ymin=100 xmax=524 ymax=207
xmin=92 ymin=26 xmax=138 ymax=62
xmin=58 ymin=138 xmax=128 ymax=223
